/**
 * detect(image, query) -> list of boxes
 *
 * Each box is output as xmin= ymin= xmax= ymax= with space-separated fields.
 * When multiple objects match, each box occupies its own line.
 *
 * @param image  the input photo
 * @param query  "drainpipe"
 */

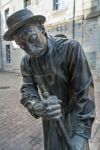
xmin=82 ymin=0 xmax=84 ymax=46
xmin=0 ymin=4 xmax=3 ymax=71
xmin=72 ymin=0 xmax=75 ymax=39
xmin=0 ymin=39 xmax=3 ymax=71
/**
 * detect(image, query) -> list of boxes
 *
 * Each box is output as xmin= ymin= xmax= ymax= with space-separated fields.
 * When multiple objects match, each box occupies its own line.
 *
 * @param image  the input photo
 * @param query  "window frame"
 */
xmin=5 ymin=8 xmax=9 ymax=21
xmin=5 ymin=8 xmax=9 ymax=28
xmin=53 ymin=0 xmax=65 ymax=11
xmin=6 ymin=45 xmax=11 ymax=64
xmin=24 ymin=0 xmax=31 ymax=8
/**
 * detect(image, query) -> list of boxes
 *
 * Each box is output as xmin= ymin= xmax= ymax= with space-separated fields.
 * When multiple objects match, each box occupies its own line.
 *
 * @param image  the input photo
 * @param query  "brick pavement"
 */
xmin=0 ymin=72 xmax=44 ymax=150
xmin=89 ymin=79 xmax=100 ymax=150
xmin=0 ymin=72 xmax=100 ymax=150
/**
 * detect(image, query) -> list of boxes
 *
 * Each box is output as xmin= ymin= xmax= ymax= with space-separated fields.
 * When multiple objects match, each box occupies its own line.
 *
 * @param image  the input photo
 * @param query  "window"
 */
xmin=24 ymin=0 xmax=31 ymax=8
xmin=5 ymin=8 xmax=9 ymax=21
xmin=6 ymin=45 xmax=11 ymax=63
xmin=5 ymin=8 xmax=9 ymax=28
xmin=53 ymin=0 xmax=65 ymax=10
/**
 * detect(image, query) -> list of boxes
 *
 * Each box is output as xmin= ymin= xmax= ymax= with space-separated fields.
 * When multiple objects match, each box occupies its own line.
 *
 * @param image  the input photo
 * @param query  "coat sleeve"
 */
xmin=20 ymin=55 xmax=40 ymax=106
xmin=66 ymin=41 xmax=96 ymax=139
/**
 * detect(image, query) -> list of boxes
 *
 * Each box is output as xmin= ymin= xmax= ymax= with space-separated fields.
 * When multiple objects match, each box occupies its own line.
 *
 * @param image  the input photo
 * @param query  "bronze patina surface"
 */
xmin=3 ymin=9 xmax=95 ymax=150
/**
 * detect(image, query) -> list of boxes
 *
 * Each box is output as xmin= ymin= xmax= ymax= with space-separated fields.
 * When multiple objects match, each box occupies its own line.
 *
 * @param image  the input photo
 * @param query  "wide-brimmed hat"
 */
xmin=3 ymin=9 xmax=46 ymax=41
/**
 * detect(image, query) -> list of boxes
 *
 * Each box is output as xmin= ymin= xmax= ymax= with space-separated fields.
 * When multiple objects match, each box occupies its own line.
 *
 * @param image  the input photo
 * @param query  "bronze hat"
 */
xmin=3 ymin=9 xmax=46 ymax=41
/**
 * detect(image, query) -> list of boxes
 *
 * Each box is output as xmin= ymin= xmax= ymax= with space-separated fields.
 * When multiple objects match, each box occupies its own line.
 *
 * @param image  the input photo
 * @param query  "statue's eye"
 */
xmin=21 ymin=32 xmax=28 ymax=41
xmin=29 ymin=34 xmax=37 ymax=43
xmin=22 ymin=34 xmax=26 ymax=40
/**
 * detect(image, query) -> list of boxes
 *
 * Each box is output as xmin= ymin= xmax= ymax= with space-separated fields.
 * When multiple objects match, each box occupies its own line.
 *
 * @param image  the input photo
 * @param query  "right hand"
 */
xmin=33 ymin=96 xmax=62 ymax=120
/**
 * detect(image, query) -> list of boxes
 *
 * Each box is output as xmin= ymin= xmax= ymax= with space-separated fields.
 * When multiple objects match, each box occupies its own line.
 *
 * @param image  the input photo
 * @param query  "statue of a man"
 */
xmin=4 ymin=9 xmax=95 ymax=150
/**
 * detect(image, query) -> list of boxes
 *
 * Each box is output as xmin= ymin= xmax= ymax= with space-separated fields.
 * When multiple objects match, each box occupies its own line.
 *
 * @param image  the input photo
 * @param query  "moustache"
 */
xmin=28 ymin=47 xmax=44 ymax=57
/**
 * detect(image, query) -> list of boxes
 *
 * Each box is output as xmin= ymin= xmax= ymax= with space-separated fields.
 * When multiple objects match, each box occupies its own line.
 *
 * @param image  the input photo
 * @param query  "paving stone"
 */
xmin=97 ymin=143 xmax=100 ymax=150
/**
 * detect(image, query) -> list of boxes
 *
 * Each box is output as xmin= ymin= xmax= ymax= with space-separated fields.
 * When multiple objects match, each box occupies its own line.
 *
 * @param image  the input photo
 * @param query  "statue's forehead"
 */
xmin=19 ymin=23 xmax=39 ymax=33
xmin=14 ymin=23 xmax=39 ymax=37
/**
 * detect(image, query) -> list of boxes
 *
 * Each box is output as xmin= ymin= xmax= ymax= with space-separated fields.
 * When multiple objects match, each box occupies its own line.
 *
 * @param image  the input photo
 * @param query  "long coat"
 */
xmin=20 ymin=35 xmax=95 ymax=150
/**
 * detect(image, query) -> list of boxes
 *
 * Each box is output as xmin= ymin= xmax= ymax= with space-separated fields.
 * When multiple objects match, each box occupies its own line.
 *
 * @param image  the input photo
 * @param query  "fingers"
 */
xmin=38 ymin=110 xmax=61 ymax=120
xmin=35 ymin=103 xmax=62 ymax=119
xmin=42 ymin=96 xmax=62 ymax=107
xmin=33 ymin=96 xmax=62 ymax=120
xmin=43 ymin=102 xmax=62 ymax=119
xmin=46 ymin=104 xmax=61 ymax=111
xmin=47 ymin=109 xmax=62 ymax=119
xmin=36 ymin=104 xmax=61 ymax=114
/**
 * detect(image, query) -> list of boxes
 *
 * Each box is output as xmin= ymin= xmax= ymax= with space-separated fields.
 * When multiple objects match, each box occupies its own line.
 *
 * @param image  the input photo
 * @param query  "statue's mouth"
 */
xmin=29 ymin=49 xmax=44 ymax=57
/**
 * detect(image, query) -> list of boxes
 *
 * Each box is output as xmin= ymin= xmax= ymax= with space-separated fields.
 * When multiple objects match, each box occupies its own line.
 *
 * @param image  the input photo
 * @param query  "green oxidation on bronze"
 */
xmin=3 ymin=9 xmax=96 ymax=150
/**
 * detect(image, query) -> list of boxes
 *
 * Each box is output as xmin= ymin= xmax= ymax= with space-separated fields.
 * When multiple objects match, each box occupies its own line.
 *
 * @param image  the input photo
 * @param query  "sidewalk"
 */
xmin=0 ymin=72 xmax=100 ymax=150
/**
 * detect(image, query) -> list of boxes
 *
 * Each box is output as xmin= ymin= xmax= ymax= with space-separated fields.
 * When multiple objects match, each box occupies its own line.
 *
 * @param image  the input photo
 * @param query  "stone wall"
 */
xmin=0 ymin=0 xmax=100 ymax=78
xmin=0 ymin=0 xmax=24 ymax=72
xmin=44 ymin=0 xmax=100 ymax=78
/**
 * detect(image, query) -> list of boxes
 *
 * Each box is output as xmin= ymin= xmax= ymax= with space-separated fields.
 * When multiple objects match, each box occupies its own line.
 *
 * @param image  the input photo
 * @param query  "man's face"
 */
xmin=13 ymin=23 xmax=47 ymax=57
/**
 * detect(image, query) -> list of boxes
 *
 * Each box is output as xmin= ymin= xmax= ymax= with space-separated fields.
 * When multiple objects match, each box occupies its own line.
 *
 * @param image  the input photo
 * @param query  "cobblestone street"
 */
xmin=0 ymin=72 xmax=100 ymax=150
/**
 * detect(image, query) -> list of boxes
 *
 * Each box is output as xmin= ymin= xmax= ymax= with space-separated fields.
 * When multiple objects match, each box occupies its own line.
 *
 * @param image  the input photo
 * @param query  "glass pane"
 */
xmin=57 ymin=0 xmax=64 ymax=10
xmin=5 ymin=8 xmax=9 ymax=20
xmin=24 ymin=0 xmax=31 ymax=7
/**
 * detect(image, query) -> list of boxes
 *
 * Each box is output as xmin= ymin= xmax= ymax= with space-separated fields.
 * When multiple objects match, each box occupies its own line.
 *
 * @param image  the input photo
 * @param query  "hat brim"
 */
xmin=3 ymin=15 xmax=46 ymax=41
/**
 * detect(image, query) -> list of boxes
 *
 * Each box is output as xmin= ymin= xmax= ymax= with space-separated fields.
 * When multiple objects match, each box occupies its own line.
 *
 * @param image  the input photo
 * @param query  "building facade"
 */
xmin=0 ymin=0 xmax=100 ymax=78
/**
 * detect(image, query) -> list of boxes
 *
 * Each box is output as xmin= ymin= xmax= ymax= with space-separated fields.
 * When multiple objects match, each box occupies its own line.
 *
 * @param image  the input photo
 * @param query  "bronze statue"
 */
xmin=3 ymin=9 xmax=96 ymax=150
